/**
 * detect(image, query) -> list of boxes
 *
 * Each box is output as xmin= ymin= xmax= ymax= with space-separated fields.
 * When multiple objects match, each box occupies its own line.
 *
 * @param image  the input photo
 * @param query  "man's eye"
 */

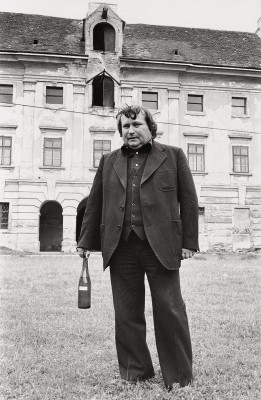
xmin=123 ymin=125 xmax=130 ymax=129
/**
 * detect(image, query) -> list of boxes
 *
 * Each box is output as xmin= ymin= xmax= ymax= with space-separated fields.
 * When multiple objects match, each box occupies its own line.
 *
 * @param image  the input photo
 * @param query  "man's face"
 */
xmin=121 ymin=112 xmax=152 ymax=149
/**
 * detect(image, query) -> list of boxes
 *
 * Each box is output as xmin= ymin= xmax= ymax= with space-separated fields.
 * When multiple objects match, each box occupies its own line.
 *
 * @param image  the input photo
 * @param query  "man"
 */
xmin=77 ymin=105 xmax=199 ymax=390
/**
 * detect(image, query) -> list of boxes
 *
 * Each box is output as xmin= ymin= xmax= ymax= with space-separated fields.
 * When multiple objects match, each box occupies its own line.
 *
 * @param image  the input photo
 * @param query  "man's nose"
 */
xmin=128 ymin=125 xmax=135 ymax=134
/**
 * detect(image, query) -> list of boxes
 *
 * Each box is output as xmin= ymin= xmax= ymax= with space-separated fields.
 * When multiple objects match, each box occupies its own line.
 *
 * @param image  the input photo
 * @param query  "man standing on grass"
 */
xmin=77 ymin=105 xmax=199 ymax=390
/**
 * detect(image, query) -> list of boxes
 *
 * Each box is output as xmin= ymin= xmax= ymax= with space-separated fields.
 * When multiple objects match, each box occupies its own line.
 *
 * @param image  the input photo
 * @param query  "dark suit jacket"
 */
xmin=78 ymin=140 xmax=199 ymax=270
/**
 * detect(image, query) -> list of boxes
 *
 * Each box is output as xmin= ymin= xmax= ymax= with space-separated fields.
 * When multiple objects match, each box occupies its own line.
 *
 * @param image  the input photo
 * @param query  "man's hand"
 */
xmin=182 ymin=248 xmax=195 ymax=260
xmin=76 ymin=247 xmax=90 ymax=258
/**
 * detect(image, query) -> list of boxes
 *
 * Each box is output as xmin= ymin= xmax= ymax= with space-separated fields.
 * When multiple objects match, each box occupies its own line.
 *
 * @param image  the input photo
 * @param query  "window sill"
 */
xmin=0 ymin=165 xmax=15 ymax=169
xmin=89 ymin=168 xmax=98 ymax=171
xmin=39 ymin=166 xmax=65 ymax=170
xmin=231 ymin=114 xmax=250 ymax=119
xmin=45 ymin=104 xmax=64 ymax=110
xmin=230 ymin=172 xmax=252 ymax=176
xmin=186 ymin=111 xmax=206 ymax=116
xmin=0 ymin=102 xmax=14 ymax=107
xmin=191 ymin=171 xmax=208 ymax=175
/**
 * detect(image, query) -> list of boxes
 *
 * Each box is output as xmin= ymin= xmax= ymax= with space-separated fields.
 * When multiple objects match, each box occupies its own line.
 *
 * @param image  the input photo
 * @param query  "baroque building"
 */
xmin=0 ymin=3 xmax=261 ymax=252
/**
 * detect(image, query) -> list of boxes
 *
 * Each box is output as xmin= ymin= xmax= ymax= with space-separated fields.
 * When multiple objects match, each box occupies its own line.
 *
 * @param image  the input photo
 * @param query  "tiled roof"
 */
xmin=0 ymin=12 xmax=85 ymax=55
xmin=122 ymin=24 xmax=261 ymax=69
xmin=0 ymin=12 xmax=260 ymax=69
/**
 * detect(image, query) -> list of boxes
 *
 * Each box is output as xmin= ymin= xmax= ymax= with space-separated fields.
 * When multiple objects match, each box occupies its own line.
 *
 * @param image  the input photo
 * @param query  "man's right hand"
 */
xmin=76 ymin=247 xmax=90 ymax=258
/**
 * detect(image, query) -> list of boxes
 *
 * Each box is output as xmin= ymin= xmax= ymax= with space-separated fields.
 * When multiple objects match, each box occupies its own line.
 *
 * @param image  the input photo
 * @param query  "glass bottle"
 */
xmin=78 ymin=255 xmax=91 ymax=309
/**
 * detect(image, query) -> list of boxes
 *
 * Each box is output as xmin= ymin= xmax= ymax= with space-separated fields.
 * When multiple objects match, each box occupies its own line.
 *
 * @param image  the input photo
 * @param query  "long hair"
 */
xmin=116 ymin=105 xmax=157 ymax=138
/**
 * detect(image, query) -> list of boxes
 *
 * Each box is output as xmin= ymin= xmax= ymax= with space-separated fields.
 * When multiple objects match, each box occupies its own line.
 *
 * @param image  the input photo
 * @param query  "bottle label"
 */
xmin=79 ymin=286 xmax=88 ymax=291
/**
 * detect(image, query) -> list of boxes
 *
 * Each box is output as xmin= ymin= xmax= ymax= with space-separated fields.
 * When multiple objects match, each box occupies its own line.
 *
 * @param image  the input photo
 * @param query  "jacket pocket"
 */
xmin=157 ymin=169 xmax=176 ymax=191
xmin=171 ymin=219 xmax=182 ymax=258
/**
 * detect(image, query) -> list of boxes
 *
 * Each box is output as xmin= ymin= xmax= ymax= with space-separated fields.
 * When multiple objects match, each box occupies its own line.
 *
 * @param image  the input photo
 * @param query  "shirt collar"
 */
xmin=121 ymin=139 xmax=153 ymax=156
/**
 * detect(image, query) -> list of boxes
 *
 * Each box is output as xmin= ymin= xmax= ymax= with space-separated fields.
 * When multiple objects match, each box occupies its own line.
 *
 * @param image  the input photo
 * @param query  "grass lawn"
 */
xmin=0 ymin=252 xmax=260 ymax=400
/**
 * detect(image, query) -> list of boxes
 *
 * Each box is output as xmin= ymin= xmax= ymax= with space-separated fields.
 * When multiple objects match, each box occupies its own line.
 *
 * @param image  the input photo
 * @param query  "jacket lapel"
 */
xmin=111 ymin=150 xmax=127 ymax=189
xmin=141 ymin=141 xmax=166 ymax=184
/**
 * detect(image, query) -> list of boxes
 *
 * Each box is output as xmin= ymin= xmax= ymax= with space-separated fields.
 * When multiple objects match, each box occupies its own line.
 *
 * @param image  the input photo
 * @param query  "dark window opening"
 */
xmin=187 ymin=94 xmax=203 ymax=112
xmin=174 ymin=49 xmax=179 ymax=55
xmin=0 ymin=202 xmax=9 ymax=229
xmin=198 ymin=207 xmax=205 ymax=216
xmin=33 ymin=39 xmax=38 ymax=44
xmin=93 ymin=22 xmax=115 ymax=51
xmin=46 ymin=86 xmax=63 ymax=104
xmin=92 ymin=75 xmax=114 ymax=107
xmin=0 ymin=84 xmax=13 ymax=104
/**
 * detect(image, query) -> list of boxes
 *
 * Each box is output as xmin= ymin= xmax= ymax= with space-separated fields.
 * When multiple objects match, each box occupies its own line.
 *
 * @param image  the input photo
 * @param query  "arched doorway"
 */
xmin=39 ymin=201 xmax=63 ymax=251
xmin=76 ymin=197 xmax=101 ymax=250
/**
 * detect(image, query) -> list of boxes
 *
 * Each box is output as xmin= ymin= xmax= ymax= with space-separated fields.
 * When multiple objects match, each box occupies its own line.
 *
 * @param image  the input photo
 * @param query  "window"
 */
xmin=0 ymin=202 xmax=9 ymax=229
xmin=46 ymin=87 xmax=63 ymax=104
xmin=0 ymin=84 xmax=13 ymax=104
xmin=187 ymin=95 xmax=203 ymax=112
xmin=93 ymin=140 xmax=111 ymax=167
xmin=92 ymin=75 xmax=114 ymax=107
xmin=232 ymin=146 xmax=249 ymax=173
xmin=0 ymin=136 xmax=12 ymax=165
xmin=142 ymin=92 xmax=158 ymax=110
xmin=43 ymin=138 xmax=62 ymax=167
xmin=232 ymin=97 xmax=247 ymax=116
xmin=93 ymin=23 xmax=115 ymax=51
xmin=198 ymin=207 xmax=205 ymax=216
xmin=188 ymin=144 xmax=205 ymax=172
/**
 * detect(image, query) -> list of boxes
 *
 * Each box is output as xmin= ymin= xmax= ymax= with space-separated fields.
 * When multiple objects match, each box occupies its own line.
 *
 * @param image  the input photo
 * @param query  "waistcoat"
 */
xmin=122 ymin=152 xmax=148 ymax=241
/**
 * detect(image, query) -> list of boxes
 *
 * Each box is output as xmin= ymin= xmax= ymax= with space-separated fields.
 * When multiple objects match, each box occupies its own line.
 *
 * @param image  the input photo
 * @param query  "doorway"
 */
xmin=39 ymin=201 xmax=63 ymax=251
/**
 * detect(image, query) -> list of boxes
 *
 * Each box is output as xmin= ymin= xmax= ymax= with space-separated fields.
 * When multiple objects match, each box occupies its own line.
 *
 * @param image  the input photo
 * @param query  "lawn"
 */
xmin=0 ymin=252 xmax=260 ymax=400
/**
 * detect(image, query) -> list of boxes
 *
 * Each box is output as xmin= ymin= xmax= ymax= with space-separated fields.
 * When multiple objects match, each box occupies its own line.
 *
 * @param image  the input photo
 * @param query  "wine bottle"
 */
xmin=78 ymin=255 xmax=91 ymax=309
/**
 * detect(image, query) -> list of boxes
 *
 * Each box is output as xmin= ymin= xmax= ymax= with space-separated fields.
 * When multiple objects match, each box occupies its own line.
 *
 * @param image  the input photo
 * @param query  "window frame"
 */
xmin=45 ymin=86 xmax=64 ymax=105
xmin=232 ymin=145 xmax=249 ymax=173
xmin=0 ymin=202 xmax=9 ymax=230
xmin=231 ymin=96 xmax=248 ymax=117
xmin=43 ymin=137 xmax=62 ymax=168
xmin=142 ymin=91 xmax=158 ymax=110
xmin=0 ymin=136 xmax=12 ymax=166
xmin=187 ymin=143 xmax=205 ymax=172
xmin=93 ymin=139 xmax=111 ymax=168
xmin=0 ymin=84 xmax=13 ymax=104
xmin=187 ymin=94 xmax=204 ymax=113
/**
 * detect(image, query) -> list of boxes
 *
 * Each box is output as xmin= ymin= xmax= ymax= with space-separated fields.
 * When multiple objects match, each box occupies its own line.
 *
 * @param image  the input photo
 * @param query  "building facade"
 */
xmin=0 ymin=3 xmax=261 ymax=252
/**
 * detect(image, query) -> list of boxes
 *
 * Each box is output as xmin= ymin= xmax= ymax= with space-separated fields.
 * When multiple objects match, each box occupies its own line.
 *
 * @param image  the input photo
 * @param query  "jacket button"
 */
xmin=117 ymin=225 xmax=121 ymax=230
xmin=120 ymin=205 xmax=124 ymax=211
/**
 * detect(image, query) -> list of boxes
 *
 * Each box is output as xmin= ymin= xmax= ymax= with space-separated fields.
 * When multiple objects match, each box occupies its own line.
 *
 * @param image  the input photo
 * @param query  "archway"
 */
xmin=93 ymin=22 xmax=115 ymax=52
xmin=39 ymin=201 xmax=63 ymax=251
xmin=76 ymin=197 xmax=101 ymax=250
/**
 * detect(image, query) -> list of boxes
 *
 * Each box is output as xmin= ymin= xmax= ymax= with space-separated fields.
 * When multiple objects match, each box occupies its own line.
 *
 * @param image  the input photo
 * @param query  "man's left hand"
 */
xmin=182 ymin=248 xmax=195 ymax=259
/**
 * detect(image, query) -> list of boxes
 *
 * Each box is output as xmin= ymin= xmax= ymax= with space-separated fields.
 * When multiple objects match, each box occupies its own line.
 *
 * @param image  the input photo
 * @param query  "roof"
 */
xmin=0 ymin=11 xmax=260 ymax=69
xmin=0 ymin=12 xmax=85 ymax=55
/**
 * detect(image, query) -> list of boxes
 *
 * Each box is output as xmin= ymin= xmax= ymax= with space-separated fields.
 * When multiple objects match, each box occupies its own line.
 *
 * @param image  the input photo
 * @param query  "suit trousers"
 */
xmin=109 ymin=231 xmax=193 ymax=388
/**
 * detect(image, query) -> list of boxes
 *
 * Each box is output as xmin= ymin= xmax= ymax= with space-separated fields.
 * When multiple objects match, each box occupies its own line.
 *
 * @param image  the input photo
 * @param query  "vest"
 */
xmin=122 ymin=152 xmax=148 ymax=241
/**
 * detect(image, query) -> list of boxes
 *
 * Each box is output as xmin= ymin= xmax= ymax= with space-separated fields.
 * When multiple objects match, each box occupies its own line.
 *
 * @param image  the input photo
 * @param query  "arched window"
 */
xmin=92 ymin=75 xmax=114 ymax=107
xmin=93 ymin=23 xmax=115 ymax=52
